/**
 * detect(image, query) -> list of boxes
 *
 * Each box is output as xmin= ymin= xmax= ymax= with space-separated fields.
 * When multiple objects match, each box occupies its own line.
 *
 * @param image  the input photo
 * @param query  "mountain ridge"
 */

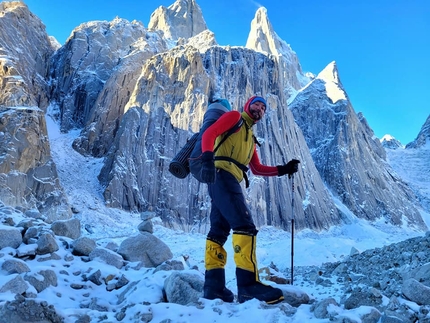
xmin=0 ymin=0 xmax=428 ymax=233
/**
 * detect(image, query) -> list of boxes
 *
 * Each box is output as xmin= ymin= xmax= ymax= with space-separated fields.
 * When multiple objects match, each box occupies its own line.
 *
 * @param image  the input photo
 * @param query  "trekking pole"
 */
xmin=290 ymin=173 xmax=295 ymax=285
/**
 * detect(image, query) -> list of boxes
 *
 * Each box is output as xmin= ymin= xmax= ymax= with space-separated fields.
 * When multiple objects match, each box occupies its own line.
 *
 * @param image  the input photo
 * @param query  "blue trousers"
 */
xmin=207 ymin=169 xmax=257 ymax=246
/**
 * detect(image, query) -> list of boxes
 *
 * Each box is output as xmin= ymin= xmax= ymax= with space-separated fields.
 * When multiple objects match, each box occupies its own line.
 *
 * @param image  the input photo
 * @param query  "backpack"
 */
xmin=168 ymin=99 xmax=243 ymax=181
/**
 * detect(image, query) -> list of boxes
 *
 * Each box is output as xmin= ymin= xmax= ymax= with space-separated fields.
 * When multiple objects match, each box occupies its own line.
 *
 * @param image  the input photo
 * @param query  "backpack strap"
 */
xmin=253 ymin=135 xmax=261 ymax=147
xmin=214 ymin=156 xmax=250 ymax=188
xmin=213 ymin=117 xmax=250 ymax=188
xmin=213 ymin=117 xmax=244 ymax=153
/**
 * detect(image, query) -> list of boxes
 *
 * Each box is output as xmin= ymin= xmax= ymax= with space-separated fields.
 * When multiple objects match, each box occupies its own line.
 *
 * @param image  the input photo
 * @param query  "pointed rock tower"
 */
xmin=148 ymin=0 xmax=208 ymax=41
xmin=290 ymin=61 xmax=425 ymax=229
xmin=245 ymin=7 xmax=310 ymax=97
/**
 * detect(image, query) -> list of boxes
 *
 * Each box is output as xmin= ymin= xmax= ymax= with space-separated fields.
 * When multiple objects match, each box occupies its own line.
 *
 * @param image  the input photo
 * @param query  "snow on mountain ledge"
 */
xmin=380 ymin=134 xmax=403 ymax=149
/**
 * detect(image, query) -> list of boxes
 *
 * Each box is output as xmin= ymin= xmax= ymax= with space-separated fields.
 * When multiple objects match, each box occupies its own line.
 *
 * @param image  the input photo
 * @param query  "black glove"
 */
xmin=200 ymin=151 xmax=216 ymax=183
xmin=277 ymin=159 xmax=300 ymax=178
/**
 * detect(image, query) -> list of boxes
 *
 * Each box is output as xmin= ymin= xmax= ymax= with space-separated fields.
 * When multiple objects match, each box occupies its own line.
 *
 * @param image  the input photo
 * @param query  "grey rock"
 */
xmin=16 ymin=243 xmax=38 ymax=258
xmin=0 ymin=296 xmax=63 ymax=323
xmin=85 ymin=269 xmax=103 ymax=286
xmin=245 ymin=7 xmax=307 ymax=94
xmin=344 ymin=287 xmax=383 ymax=310
xmin=0 ymin=275 xmax=29 ymax=294
xmin=381 ymin=311 xmax=411 ymax=323
xmin=103 ymin=241 xmax=119 ymax=252
xmin=117 ymin=232 xmax=173 ymax=267
xmin=24 ymin=269 xmax=58 ymax=293
xmin=282 ymin=287 xmax=310 ymax=307
xmin=361 ymin=307 xmax=382 ymax=323
xmin=381 ymin=136 xmax=403 ymax=150
xmin=154 ymin=260 xmax=185 ymax=273
xmin=312 ymin=297 xmax=339 ymax=319
xmin=115 ymin=274 xmax=130 ymax=290
xmin=72 ymin=236 xmax=96 ymax=256
xmin=89 ymin=247 xmax=124 ymax=269
xmin=350 ymin=247 xmax=360 ymax=256
xmin=164 ymin=271 xmax=204 ymax=305
xmin=23 ymin=226 xmax=39 ymax=244
xmin=402 ymin=278 xmax=430 ymax=305
xmin=50 ymin=218 xmax=81 ymax=239
xmin=0 ymin=225 xmax=22 ymax=249
xmin=24 ymin=209 xmax=43 ymax=219
xmin=1 ymin=258 xmax=30 ymax=274
xmin=16 ymin=219 xmax=37 ymax=230
xmin=404 ymin=262 xmax=430 ymax=287
xmin=140 ymin=211 xmax=156 ymax=221
xmin=36 ymin=232 xmax=59 ymax=255
xmin=138 ymin=220 xmax=154 ymax=234
xmin=71 ymin=30 xmax=168 ymax=158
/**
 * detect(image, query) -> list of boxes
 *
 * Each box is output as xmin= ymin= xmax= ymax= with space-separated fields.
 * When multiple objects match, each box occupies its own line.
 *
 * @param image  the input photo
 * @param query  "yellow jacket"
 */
xmin=214 ymin=112 xmax=255 ymax=182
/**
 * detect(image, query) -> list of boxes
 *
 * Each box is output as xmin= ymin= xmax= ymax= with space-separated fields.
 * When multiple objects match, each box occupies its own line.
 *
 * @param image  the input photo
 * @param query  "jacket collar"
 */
xmin=241 ymin=111 xmax=255 ymax=127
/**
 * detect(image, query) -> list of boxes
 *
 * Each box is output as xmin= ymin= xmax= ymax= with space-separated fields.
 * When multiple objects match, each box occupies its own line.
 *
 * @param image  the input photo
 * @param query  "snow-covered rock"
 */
xmin=381 ymin=134 xmax=403 ymax=149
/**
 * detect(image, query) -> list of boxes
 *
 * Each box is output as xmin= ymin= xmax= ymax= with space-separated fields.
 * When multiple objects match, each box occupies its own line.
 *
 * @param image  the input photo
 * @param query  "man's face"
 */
xmin=249 ymin=101 xmax=266 ymax=121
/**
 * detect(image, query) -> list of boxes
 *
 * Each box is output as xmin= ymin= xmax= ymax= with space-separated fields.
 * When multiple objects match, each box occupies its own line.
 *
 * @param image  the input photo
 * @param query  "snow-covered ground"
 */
xmin=44 ymin=113 xmax=430 ymax=322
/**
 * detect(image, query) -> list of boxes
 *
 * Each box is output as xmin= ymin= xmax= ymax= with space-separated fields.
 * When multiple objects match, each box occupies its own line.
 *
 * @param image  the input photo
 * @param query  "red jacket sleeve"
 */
xmin=201 ymin=111 xmax=242 ymax=153
xmin=249 ymin=147 xmax=279 ymax=176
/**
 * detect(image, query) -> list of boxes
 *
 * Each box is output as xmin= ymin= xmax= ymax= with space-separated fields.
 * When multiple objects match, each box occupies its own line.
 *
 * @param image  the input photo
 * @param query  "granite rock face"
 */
xmin=0 ymin=1 xmax=54 ymax=110
xmin=97 ymin=44 xmax=340 ymax=232
xmin=0 ymin=107 xmax=71 ymax=222
xmin=49 ymin=17 xmax=149 ymax=132
xmin=148 ymin=0 xmax=208 ymax=41
xmin=0 ymin=0 xmax=427 ymax=233
xmin=289 ymin=62 xmax=425 ymax=229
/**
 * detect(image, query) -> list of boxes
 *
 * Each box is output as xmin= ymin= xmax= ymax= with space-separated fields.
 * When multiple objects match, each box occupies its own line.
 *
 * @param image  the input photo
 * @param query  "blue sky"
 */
xmin=23 ymin=0 xmax=430 ymax=145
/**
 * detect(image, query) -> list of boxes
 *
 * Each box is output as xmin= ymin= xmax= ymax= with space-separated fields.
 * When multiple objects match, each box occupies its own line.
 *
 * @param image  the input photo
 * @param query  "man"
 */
xmin=199 ymin=96 xmax=300 ymax=304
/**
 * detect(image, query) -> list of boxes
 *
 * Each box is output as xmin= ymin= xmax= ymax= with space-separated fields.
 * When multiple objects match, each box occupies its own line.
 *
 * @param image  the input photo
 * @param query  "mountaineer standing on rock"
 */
xmin=198 ymin=95 xmax=300 ymax=304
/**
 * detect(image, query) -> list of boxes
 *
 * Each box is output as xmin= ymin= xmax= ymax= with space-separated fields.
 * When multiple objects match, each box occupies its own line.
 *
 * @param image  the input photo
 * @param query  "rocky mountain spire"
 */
xmin=148 ymin=0 xmax=208 ymax=41
xmin=245 ymin=7 xmax=309 ymax=97
xmin=289 ymin=61 xmax=425 ymax=229
xmin=406 ymin=114 xmax=430 ymax=149
xmin=315 ymin=61 xmax=347 ymax=104
xmin=246 ymin=7 xmax=285 ymax=56
xmin=0 ymin=1 xmax=55 ymax=110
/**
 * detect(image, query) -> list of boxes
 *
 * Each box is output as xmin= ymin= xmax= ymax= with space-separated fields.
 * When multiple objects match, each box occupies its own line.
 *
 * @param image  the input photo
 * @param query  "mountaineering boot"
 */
xmin=203 ymin=239 xmax=234 ymax=302
xmin=203 ymin=268 xmax=234 ymax=302
xmin=233 ymin=232 xmax=284 ymax=304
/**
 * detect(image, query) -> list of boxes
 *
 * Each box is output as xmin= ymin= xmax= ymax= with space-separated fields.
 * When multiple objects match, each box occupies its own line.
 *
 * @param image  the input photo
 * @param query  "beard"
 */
xmin=251 ymin=109 xmax=263 ymax=121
